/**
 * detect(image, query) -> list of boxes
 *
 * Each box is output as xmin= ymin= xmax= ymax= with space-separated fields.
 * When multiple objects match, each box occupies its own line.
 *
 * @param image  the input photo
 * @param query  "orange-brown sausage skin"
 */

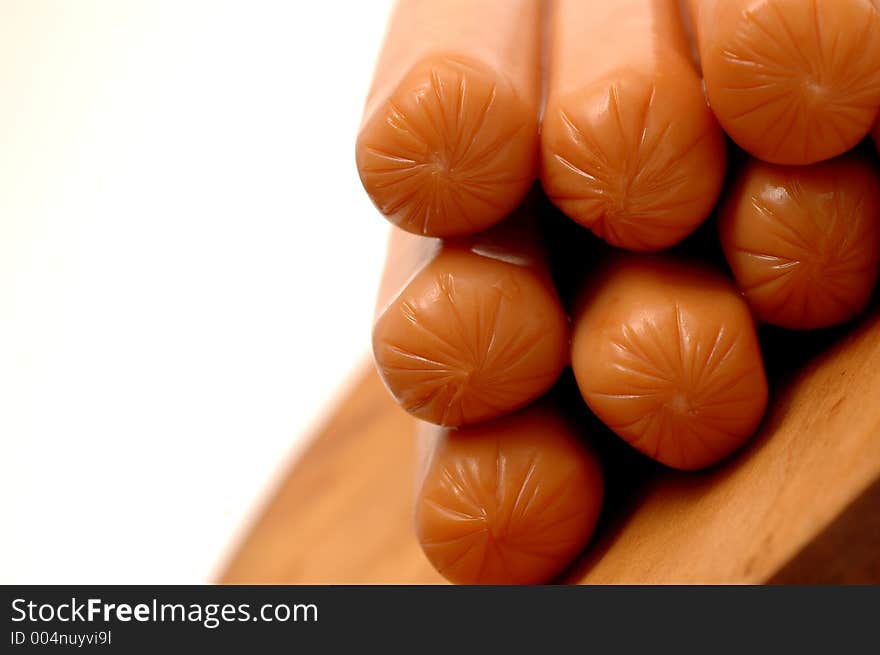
xmin=719 ymin=155 xmax=880 ymax=329
xmin=356 ymin=0 xmax=541 ymax=237
xmin=415 ymin=402 xmax=604 ymax=585
xmin=571 ymin=256 xmax=768 ymax=471
xmin=540 ymin=0 xmax=726 ymax=251
xmin=373 ymin=212 xmax=569 ymax=427
xmin=687 ymin=0 xmax=880 ymax=165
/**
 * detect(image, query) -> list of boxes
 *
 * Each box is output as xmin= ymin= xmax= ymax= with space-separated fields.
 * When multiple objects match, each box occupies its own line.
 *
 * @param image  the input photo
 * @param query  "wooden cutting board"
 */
xmin=220 ymin=305 xmax=880 ymax=584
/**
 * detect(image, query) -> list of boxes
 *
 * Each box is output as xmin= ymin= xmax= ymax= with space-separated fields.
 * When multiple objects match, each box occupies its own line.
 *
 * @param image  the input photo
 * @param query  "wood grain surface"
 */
xmin=220 ymin=306 xmax=880 ymax=584
xmin=220 ymin=362 xmax=443 ymax=584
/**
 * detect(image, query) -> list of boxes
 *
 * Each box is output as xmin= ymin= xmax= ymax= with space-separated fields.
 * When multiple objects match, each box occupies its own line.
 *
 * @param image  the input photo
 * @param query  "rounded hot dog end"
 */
xmin=372 ymin=213 xmax=569 ymax=427
xmin=540 ymin=0 xmax=726 ymax=252
xmin=355 ymin=0 xmax=541 ymax=237
xmin=415 ymin=402 xmax=604 ymax=585
xmin=689 ymin=0 xmax=880 ymax=165
xmin=719 ymin=155 xmax=880 ymax=330
xmin=571 ymin=256 xmax=769 ymax=471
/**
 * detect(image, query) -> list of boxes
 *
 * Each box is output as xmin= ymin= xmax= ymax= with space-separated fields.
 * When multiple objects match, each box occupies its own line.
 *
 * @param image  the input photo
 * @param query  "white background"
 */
xmin=0 ymin=0 xmax=394 ymax=582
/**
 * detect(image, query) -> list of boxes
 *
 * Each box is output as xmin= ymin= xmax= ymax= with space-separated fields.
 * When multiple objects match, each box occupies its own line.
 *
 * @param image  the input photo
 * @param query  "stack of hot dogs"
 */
xmin=354 ymin=0 xmax=880 ymax=584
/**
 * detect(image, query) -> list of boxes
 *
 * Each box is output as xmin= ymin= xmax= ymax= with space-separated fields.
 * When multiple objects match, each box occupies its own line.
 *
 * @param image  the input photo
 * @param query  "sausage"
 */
xmin=685 ymin=0 xmax=880 ymax=165
xmin=415 ymin=401 xmax=604 ymax=585
xmin=372 ymin=208 xmax=569 ymax=426
xmin=718 ymin=154 xmax=880 ymax=329
xmin=540 ymin=0 xmax=726 ymax=252
xmin=355 ymin=0 xmax=541 ymax=237
xmin=571 ymin=256 xmax=768 ymax=470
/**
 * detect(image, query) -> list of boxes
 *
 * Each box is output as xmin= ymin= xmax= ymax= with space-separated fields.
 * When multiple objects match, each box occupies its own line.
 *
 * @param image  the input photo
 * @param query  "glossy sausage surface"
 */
xmin=571 ymin=256 xmax=768 ymax=470
xmin=719 ymin=155 xmax=880 ymax=329
xmin=373 ymin=211 xmax=569 ymax=426
xmin=541 ymin=0 xmax=726 ymax=251
xmin=687 ymin=0 xmax=880 ymax=164
xmin=415 ymin=402 xmax=604 ymax=585
xmin=356 ymin=0 xmax=541 ymax=237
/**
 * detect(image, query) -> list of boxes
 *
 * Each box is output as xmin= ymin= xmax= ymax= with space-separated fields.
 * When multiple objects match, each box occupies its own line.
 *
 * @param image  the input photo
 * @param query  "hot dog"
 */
xmin=686 ymin=0 xmax=880 ymax=165
xmin=719 ymin=154 xmax=880 ymax=329
xmin=571 ymin=256 xmax=768 ymax=470
xmin=373 ymin=208 xmax=569 ymax=426
xmin=415 ymin=401 xmax=604 ymax=584
xmin=540 ymin=0 xmax=726 ymax=251
xmin=356 ymin=0 xmax=541 ymax=237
